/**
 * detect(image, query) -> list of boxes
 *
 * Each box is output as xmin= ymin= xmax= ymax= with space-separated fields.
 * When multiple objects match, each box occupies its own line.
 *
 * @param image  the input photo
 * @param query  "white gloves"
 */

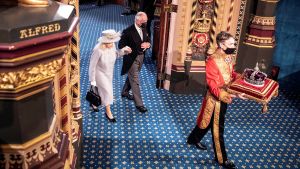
xmin=91 ymin=81 xmax=96 ymax=86
xmin=121 ymin=46 xmax=132 ymax=54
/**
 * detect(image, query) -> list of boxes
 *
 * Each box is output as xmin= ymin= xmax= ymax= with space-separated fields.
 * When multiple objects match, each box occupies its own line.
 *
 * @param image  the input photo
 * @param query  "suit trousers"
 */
xmin=122 ymin=54 xmax=144 ymax=107
xmin=187 ymin=101 xmax=228 ymax=164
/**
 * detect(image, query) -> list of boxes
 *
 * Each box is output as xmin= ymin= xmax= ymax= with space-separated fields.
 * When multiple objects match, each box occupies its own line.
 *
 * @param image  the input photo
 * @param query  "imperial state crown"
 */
xmin=243 ymin=63 xmax=267 ymax=86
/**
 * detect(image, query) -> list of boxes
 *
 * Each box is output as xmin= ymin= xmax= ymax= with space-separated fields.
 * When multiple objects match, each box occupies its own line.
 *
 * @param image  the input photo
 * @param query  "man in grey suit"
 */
xmin=118 ymin=12 xmax=151 ymax=113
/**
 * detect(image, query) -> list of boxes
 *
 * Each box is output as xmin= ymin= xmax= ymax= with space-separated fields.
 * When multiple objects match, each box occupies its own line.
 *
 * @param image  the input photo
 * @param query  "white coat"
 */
xmin=88 ymin=43 xmax=125 ymax=106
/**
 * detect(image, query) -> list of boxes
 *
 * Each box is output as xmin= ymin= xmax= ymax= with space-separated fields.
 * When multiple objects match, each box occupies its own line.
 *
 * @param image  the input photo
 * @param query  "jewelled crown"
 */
xmin=243 ymin=63 xmax=267 ymax=86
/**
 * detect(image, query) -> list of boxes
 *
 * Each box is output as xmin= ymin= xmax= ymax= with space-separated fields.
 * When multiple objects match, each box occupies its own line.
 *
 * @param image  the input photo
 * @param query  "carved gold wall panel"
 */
xmin=170 ymin=0 xmax=245 ymax=65
xmin=0 ymin=59 xmax=62 ymax=91
xmin=172 ymin=0 xmax=191 ymax=64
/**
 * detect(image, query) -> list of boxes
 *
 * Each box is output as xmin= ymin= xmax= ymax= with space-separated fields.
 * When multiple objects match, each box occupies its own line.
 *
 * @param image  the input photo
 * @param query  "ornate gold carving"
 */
xmin=252 ymin=15 xmax=275 ymax=26
xmin=72 ymin=120 xmax=79 ymax=143
xmin=0 ymin=58 xmax=62 ymax=90
xmin=0 ymin=116 xmax=64 ymax=168
xmin=194 ymin=11 xmax=211 ymax=33
xmin=72 ymin=97 xmax=81 ymax=109
xmin=24 ymin=130 xmax=60 ymax=168
xmin=244 ymin=33 xmax=275 ymax=47
xmin=18 ymin=0 xmax=49 ymax=7
xmin=70 ymin=60 xmax=79 ymax=86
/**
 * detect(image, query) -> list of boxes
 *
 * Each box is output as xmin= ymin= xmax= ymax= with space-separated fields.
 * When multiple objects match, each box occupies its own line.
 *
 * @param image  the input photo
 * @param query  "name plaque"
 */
xmin=0 ymin=1 xmax=75 ymax=43
xmin=19 ymin=23 xmax=62 ymax=39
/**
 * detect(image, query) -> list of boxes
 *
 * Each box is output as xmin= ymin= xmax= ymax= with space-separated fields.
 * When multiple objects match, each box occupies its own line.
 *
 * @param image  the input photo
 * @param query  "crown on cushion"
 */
xmin=243 ymin=63 xmax=267 ymax=86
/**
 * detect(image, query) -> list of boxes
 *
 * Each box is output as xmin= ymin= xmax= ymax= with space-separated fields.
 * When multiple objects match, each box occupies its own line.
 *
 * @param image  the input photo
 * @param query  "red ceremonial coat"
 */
xmin=196 ymin=49 xmax=238 ymax=129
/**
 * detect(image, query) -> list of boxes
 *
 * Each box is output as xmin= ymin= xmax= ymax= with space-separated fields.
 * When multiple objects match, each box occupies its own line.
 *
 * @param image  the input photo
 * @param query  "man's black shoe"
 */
xmin=222 ymin=160 xmax=236 ymax=169
xmin=195 ymin=142 xmax=207 ymax=150
xmin=136 ymin=106 xmax=147 ymax=113
xmin=187 ymin=141 xmax=207 ymax=150
xmin=122 ymin=93 xmax=134 ymax=100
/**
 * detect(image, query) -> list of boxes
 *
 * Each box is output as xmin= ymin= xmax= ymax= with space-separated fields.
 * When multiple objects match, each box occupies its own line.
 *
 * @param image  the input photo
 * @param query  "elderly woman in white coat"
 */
xmin=89 ymin=29 xmax=132 ymax=123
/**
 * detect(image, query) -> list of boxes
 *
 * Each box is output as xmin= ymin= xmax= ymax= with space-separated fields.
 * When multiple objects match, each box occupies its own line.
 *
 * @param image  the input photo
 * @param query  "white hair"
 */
xmin=135 ymin=12 xmax=147 ymax=21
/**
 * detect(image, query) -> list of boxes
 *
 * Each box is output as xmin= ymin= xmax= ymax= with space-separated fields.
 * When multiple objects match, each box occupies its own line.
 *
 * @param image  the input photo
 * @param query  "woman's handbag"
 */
xmin=86 ymin=85 xmax=101 ymax=106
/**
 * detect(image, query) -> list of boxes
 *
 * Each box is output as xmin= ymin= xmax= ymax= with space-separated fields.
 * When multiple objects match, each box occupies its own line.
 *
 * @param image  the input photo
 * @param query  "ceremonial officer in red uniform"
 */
xmin=187 ymin=31 xmax=246 ymax=169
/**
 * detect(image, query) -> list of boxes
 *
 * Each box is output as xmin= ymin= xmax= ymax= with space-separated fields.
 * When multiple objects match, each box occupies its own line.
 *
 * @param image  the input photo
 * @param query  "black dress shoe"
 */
xmin=90 ymin=104 xmax=99 ymax=112
xmin=121 ymin=93 xmax=134 ymax=100
xmin=222 ymin=160 xmax=236 ymax=169
xmin=105 ymin=113 xmax=116 ymax=123
xmin=195 ymin=142 xmax=207 ymax=150
xmin=187 ymin=141 xmax=207 ymax=150
xmin=136 ymin=106 xmax=148 ymax=113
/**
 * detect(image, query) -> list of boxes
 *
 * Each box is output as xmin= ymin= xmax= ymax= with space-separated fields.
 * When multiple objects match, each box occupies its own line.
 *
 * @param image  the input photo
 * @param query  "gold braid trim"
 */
xmin=213 ymin=101 xmax=223 ymax=164
xmin=199 ymin=91 xmax=216 ymax=129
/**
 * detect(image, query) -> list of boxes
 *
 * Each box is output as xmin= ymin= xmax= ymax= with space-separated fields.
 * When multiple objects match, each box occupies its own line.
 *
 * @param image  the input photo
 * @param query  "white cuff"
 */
xmin=121 ymin=46 xmax=129 ymax=53
xmin=120 ymin=48 xmax=126 ymax=55
xmin=91 ymin=81 xmax=96 ymax=86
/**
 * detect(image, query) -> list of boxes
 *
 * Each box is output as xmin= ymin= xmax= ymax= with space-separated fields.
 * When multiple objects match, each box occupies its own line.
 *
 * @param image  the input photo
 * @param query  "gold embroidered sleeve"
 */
xmin=219 ymin=89 xmax=232 ymax=104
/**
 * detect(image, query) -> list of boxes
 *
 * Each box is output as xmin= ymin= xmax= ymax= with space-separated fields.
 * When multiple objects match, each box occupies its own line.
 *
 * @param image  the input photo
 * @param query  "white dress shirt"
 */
xmin=135 ymin=23 xmax=143 ymax=41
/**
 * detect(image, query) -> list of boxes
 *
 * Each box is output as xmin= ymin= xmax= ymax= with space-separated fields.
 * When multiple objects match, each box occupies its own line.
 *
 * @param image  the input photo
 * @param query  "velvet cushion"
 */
xmin=228 ymin=78 xmax=279 ymax=104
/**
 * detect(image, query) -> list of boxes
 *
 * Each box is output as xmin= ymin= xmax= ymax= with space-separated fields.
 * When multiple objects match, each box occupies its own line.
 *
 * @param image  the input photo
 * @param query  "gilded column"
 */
xmin=68 ymin=0 xmax=83 ymax=168
xmin=57 ymin=0 xmax=82 ymax=167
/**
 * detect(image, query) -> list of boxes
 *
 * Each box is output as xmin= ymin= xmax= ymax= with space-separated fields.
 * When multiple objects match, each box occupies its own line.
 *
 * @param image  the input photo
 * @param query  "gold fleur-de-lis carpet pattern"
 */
xmin=79 ymin=4 xmax=300 ymax=169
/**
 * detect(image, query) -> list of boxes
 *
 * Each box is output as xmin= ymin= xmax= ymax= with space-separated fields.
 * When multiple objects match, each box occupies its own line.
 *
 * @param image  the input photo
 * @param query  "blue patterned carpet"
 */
xmin=79 ymin=4 xmax=300 ymax=169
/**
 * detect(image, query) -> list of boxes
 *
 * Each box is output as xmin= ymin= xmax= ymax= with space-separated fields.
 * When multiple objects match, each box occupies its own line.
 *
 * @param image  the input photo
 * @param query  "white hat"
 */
xmin=98 ymin=29 xmax=121 ymax=43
